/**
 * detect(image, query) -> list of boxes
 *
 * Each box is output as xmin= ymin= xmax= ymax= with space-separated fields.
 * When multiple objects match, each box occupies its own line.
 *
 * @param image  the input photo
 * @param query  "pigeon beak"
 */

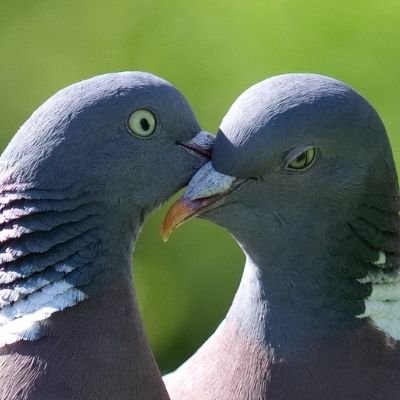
xmin=161 ymin=162 xmax=242 ymax=241
xmin=177 ymin=130 xmax=214 ymax=159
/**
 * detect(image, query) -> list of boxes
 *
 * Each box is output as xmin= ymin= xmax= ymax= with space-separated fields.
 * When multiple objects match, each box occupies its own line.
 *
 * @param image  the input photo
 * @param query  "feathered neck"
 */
xmin=0 ymin=185 xmax=169 ymax=400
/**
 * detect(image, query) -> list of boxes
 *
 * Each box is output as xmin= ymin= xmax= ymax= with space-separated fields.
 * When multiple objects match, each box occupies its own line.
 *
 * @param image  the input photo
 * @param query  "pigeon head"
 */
xmin=163 ymin=74 xmax=400 ymax=340
xmin=1 ymin=71 xmax=212 ymax=213
xmin=163 ymin=73 xmax=396 ymax=237
xmin=0 ymin=72 xmax=213 ymax=347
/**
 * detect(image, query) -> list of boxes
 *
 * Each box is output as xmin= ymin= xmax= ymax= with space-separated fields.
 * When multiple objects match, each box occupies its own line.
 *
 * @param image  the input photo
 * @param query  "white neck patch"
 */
xmin=0 ymin=279 xmax=87 ymax=347
xmin=357 ymin=251 xmax=400 ymax=341
xmin=0 ymin=191 xmax=103 ymax=348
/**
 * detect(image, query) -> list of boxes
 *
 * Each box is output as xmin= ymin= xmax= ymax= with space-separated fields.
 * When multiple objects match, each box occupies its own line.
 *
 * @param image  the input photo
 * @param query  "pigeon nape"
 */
xmin=162 ymin=73 xmax=400 ymax=399
xmin=0 ymin=71 xmax=213 ymax=400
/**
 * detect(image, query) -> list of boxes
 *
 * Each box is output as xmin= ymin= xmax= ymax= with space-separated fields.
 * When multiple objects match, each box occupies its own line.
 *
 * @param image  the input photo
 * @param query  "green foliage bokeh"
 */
xmin=1 ymin=0 xmax=399 ymax=372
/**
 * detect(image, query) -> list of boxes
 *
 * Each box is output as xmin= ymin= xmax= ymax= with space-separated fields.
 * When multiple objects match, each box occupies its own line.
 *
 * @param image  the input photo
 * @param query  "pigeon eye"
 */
xmin=127 ymin=109 xmax=157 ymax=138
xmin=286 ymin=147 xmax=317 ymax=171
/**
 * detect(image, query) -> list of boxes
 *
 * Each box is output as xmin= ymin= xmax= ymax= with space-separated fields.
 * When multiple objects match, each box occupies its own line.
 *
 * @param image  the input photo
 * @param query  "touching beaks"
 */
xmin=178 ymin=130 xmax=214 ymax=159
xmin=161 ymin=162 xmax=242 ymax=241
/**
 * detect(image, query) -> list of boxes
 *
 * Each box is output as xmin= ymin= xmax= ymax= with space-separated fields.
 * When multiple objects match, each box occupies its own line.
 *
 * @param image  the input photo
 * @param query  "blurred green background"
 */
xmin=1 ymin=0 xmax=400 ymax=372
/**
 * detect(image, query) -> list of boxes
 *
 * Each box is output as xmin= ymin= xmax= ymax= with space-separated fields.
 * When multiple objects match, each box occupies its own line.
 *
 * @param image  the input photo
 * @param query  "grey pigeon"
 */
xmin=162 ymin=73 xmax=400 ymax=399
xmin=0 ymin=71 xmax=213 ymax=400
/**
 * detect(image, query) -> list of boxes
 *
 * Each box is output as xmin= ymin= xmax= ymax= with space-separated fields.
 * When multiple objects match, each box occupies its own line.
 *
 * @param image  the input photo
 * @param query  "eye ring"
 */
xmin=285 ymin=146 xmax=318 ymax=171
xmin=127 ymin=109 xmax=157 ymax=138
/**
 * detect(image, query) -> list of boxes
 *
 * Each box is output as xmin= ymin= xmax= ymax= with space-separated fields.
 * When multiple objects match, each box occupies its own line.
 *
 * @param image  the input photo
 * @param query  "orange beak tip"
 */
xmin=161 ymin=199 xmax=197 ymax=242
xmin=160 ymin=222 xmax=174 ymax=242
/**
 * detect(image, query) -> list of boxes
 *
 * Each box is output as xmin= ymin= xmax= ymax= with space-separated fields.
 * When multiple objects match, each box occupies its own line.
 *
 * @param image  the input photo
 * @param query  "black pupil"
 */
xmin=295 ymin=152 xmax=307 ymax=164
xmin=140 ymin=118 xmax=150 ymax=131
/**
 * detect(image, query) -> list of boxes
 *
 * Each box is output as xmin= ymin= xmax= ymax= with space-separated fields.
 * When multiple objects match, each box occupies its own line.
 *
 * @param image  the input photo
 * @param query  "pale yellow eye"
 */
xmin=287 ymin=147 xmax=317 ymax=170
xmin=128 ymin=109 xmax=157 ymax=138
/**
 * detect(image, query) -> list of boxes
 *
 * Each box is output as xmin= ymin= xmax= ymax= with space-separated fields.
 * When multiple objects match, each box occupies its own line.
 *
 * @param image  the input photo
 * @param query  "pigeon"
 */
xmin=0 ymin=71 xmax=213 ymax=400
xmin=162 ymin=73 xmax=400 ymax=399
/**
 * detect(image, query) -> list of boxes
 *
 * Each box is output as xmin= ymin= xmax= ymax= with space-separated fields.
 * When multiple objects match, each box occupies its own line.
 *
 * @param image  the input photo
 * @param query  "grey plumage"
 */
xmin=0 ymin=71 xmax=212 ymax=400
xmin=164 ymin=73 xmax=400 ymax=399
